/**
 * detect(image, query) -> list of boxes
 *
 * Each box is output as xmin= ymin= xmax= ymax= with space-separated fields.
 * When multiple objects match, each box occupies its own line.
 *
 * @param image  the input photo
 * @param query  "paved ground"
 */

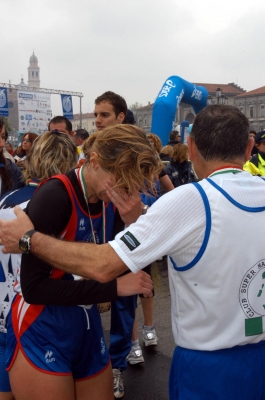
xmin=101 ymin=258 xmax=175 ymax=400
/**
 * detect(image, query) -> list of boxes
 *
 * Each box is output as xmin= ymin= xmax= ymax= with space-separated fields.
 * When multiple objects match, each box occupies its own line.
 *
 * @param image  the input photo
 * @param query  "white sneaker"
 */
xmin=143 ymin=326 xmax=158 ymax=346
xmin=113 ymin=368 xmax=124 ymax=398
xmin=126 ymin=346 xmax=145 ymax=365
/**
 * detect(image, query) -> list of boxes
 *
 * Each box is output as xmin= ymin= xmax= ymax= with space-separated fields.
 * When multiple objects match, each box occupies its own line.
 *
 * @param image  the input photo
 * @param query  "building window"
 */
xmin=261 ymin=105 xmax=265 ymax=118
xmin=32 ymin=71 xmax=34 ymax=77
xmin=239 ymin=107 xmax=244 ymax=113
xmin=92 ymin=122 xmax=95 ymax=125
xmin=250 ymin=106 xmax=254 ymax=118
xmin=36 ymin=72 xmax=38 ymax=77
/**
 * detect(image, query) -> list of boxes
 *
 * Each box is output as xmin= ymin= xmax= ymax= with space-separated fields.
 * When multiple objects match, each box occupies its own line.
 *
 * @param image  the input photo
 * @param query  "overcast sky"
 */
xmin=2 ymin=0 xmax=265 ymax=116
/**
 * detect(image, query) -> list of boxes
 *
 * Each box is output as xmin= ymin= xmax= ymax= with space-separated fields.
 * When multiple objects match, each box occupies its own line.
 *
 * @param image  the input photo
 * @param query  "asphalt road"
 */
xmin=101 ymin=258 xmax=175 ymax=400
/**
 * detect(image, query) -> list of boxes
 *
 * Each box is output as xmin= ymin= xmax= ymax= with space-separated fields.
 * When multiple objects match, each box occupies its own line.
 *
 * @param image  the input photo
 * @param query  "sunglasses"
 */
xmin=22 ymin=139 xmax=32 ymax=143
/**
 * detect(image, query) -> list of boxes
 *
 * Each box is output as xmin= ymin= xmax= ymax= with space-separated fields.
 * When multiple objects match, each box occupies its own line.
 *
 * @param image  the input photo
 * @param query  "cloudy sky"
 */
xmin=2 ymin=0 xmax=265 ymax=115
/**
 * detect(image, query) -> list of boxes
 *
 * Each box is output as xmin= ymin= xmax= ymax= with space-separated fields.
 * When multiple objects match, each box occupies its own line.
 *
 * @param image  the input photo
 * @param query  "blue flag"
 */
xmin=61 ymin=95 xmax=73 ymax=119
xmin=0 ymin=88 xmax=9 ymax=117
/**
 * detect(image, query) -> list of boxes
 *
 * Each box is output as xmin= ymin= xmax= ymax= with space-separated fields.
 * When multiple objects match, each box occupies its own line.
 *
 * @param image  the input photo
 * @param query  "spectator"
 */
xmin=244 ymin=130 xmax=265 ymax=176
xmin=249 ymin=130 xmax=258 ymax=155
xmin=124 ymin=109 xmax=135 ymax=124
xmin=167 ymin=130 xmax=180 ymax=147
xmin=0 ymin=118 xmax=24 ymax=197
xmin=48 ymin=115 xmax=74 ymax=137
xmin=5 ymin=142 xmax=15 ymax=156
xmin=160 ymin=145 xmax=174 ymax=162
xmin=14 ymin=132 xmax=38 ymax=170
xmin=146 ymin=133 xmax=162 ymax=154
xmin=73 ymin=129 xmax=89 ymax=165
xmin=164 ymin=143 xmax=197 ymax=187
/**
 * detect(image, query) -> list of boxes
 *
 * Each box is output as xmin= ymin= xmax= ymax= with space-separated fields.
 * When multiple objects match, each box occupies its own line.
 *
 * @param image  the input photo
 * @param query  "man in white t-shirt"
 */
xmin=1 ymin=105 xmax=265 ymax=400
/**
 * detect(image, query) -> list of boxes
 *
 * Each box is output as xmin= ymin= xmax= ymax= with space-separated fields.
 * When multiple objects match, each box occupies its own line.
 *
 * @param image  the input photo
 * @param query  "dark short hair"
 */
xmin=48 ymin=116 xmax=72 ymax=133
xmin=95 ymin=91 xmax=127 ymax=120
xmin=75 ymin=129 xmax=89 ymax=141
xmin=124 ymin=110 xmax=135 ymax=124
xmin=249 ymin=130 xmax=256 ymax=135
xmin=190 ymin=105 xmax=249 ymax=161
xmin=169 ymin=130 xmax=179 ymax=141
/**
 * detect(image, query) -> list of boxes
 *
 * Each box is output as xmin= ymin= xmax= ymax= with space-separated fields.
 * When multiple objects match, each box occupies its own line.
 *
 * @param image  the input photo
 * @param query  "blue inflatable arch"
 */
xmin=151 ymin=76 xmax=208 ymax=145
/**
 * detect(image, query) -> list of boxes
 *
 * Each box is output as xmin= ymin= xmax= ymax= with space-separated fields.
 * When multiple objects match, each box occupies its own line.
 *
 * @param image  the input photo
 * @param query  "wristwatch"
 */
xmin=142 ymin=204 xmax=149 ymax=215
xmin=19 ymin=229 xmax=37 ymax=254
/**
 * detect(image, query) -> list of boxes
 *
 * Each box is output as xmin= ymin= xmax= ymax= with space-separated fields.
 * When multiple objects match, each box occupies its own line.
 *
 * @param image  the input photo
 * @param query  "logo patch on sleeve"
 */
xmin=120 ymin=231 xmax=140 ymax=251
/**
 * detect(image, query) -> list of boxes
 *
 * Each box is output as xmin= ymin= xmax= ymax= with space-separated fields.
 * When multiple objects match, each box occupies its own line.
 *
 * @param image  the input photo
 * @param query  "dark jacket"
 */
xmin=1 ymin=159 xmax=25 ymax=197
xmin=160 ymin=153 xmax=172 ymax=162
xmin=167 ymin=140 xmax=180 ymax=147
xmin=164 ymin=160 xmax=197 ymax=188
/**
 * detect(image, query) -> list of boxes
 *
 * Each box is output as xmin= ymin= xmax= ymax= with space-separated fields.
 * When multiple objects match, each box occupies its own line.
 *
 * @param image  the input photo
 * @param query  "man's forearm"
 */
xmin=30 ymin=232 xmax=128 ymax=283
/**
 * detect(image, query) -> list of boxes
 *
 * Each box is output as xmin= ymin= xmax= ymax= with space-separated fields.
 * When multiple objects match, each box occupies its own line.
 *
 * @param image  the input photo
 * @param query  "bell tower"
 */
xmin=28 ymin=51 xmax=40 ymax=88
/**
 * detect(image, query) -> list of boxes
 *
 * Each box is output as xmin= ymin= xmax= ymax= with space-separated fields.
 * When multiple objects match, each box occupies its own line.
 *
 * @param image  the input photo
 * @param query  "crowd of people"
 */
xmin=0 ymin=92 xmax=264 ymax=400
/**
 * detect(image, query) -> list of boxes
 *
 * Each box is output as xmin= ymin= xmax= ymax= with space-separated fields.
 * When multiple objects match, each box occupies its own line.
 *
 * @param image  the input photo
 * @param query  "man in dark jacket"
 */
xmin=167 ymin=130 xmax=181 ymax=147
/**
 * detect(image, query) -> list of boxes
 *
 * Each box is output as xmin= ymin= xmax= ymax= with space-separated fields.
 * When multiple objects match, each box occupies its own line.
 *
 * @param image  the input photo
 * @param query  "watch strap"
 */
xmin=24 ymin=229 xmax=37 ymax=239
xmin=19 ymin=229 xmax=37 ymax=254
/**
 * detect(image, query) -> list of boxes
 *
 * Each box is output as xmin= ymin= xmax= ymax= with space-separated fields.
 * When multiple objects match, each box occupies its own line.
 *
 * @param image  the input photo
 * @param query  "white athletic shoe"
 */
xmin=143 ymin=326 xmax=158 ymax=346
xmin=113 ymin=368 xmax=124 ymax=398
xmin=126 ymin=346 xmax=145 ymax=364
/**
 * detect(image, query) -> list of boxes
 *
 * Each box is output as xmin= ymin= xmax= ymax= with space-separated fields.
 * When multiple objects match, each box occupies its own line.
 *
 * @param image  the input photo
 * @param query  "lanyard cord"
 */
xmin=79 ymin=165 xmax=106 ymax=244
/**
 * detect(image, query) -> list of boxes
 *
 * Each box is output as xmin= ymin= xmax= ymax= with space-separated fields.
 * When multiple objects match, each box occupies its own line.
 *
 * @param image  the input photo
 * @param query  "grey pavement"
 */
xmin=101 ymin=258 xmax=175 ymax=400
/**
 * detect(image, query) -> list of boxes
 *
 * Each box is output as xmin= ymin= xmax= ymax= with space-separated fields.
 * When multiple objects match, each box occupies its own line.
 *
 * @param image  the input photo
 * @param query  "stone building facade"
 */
xmin=234 ymin=87 xmax=265 ymax=132
xmin=70 ymin=112 xmax=97 ymax=134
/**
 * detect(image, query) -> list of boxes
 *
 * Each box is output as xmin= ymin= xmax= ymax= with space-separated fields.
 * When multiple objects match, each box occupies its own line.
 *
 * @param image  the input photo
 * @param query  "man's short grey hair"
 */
xmin=75 ymin=129 xmax=89 ymax=141
xmin=190 ymin=105 xmax=249 ymax=161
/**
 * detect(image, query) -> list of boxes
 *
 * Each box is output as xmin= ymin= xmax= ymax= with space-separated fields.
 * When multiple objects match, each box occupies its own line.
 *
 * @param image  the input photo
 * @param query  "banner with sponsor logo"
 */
xmin=61 ymin=95 xmax=73 ymax=120
xmin=0 ymin=88 xmax=9 ymax=117
xmin=17 ymin=91 xmax=52 ymax=133
xmin=151 ymin=76 xmax=208 ymax=145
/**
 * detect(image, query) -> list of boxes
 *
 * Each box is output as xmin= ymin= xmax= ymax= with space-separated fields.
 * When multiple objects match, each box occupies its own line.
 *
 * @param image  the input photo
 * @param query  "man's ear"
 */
xmin=244 ymin=137 xmax=254 ymax=162
xmin=187 ymin=136 xmax=197 ymax=162
xmin=117 ymin=112 xmax=125 ymax=124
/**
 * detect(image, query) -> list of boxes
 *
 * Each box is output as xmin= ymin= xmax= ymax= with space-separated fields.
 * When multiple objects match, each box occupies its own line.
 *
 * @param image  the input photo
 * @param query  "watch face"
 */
xmin=19 ymin=236 xmax=29 ymax=253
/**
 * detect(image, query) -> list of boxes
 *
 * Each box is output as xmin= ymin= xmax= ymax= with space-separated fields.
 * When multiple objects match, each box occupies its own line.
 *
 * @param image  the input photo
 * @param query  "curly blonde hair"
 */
xmin=83 ymin=124 xmax=161 ymax=195
xmin=172 ymin=143 xmax=189 ymax=163
xmin=161 ymin=145 xmax=174 ymax=158
xmin=146 ymin=133 xmax=162 ymax=154
xmin=24 ymin=131 xmax=78 ymax=181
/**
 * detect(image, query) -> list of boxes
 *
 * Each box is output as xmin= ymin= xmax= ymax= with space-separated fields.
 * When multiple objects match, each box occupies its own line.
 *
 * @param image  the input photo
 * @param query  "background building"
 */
xmin=70 ymin=113 xmax=96 ymax=134
xmin=234 ymin=87 xmax=265 ymax=131
xmin=27 ymin=52 xmax=40 ymax=89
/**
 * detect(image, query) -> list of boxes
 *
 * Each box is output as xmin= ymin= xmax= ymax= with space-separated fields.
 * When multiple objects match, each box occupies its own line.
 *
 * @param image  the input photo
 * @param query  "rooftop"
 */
xmin=235 ymin=86 xmax=265 ymax=97
xmin=194 ymin=82 xmax=246 ymax=95
xmin=71 ymin=112 xmax=95 ymax=120
xmin=30 ymin=52 xmax=38 ymax=63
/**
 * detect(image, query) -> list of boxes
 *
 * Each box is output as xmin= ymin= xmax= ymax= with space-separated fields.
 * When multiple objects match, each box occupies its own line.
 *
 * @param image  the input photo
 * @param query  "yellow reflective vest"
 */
xmin=243 ymin=153 xmax=265 ymax=176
